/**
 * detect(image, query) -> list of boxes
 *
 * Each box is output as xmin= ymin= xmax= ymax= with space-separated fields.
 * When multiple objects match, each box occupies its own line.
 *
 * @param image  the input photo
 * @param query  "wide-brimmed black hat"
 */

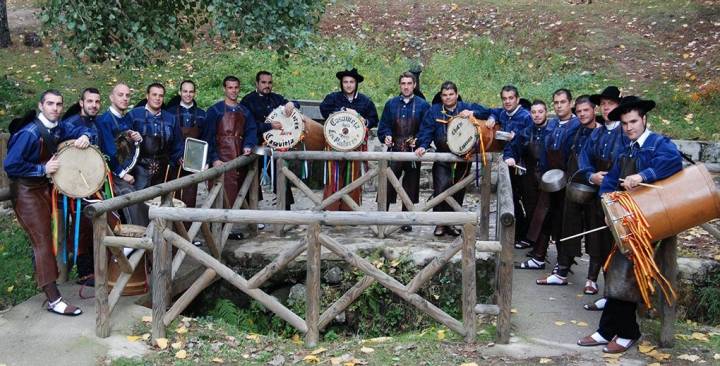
xmin=608 ymin=95 xmax=656 ymax=121
xmin=336 ymin=68 xmax=364 ymax=83
xmin=589 ymin=86 xmax=621 ymax=105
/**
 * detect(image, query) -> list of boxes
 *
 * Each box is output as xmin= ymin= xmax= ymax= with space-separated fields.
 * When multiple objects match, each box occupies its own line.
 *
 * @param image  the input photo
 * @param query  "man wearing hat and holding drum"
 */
xmin=5 ymin=89 xmax=96 ymax=316
xmin=577 ymin=86 xmax=628 ymax=308
xmin=577 ymin=95 xmax=682 ymax=353
xmin=377 ymin=71 xmax=430 ymax=230
xmin=319 ymin=68 xmax=378 ymax=211
xmin=415 ymin=81 xmax=491 ymax=236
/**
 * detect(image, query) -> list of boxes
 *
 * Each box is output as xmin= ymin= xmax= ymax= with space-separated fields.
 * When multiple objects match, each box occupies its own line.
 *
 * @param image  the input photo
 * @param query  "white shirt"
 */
xmin=634 ymin=128 xmax=652 ymax=148
xmin=38 ymin=112 xmax=58 ymax=129
xmin=605 ymin=121 xmax=620 ymax=130
xmin=144 ymin=104 xmax=161 ymax=116
xmin=109 ymin=106 xmax=124 ymax=118
xmin=506 ymin=105 xmax=521 ymax=117
xmin=180 ymin=101 xmax=194 ymax=109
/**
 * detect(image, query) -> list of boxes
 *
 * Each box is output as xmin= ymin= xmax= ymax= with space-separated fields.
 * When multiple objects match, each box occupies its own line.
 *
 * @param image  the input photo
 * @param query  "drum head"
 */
xmin=263 ymin=106 xmax=305 ymax=150
xmin=600 ymin=193 xmax=631 ymax=254
xmin=446 ymin=116 xmax=478 ymax=155
xmin=324 ymin=111 xmax=366 ymax=151
xmin=145 ymin=197 xmax=187 ymax=208
xmin=53 ymin=140 xmax=107 ymax=198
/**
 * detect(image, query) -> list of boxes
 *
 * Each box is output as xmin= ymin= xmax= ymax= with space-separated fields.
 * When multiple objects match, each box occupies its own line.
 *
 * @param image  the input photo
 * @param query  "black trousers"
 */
xmin=431 ymin=161 xmax=470 ymax=212
xmin=510 ymin=171 xmax=528 ymax=241
xmin=597 ymin=298 xmax=641 ymax=340
xmin=385 ymin=160 xmax=420 ymax=210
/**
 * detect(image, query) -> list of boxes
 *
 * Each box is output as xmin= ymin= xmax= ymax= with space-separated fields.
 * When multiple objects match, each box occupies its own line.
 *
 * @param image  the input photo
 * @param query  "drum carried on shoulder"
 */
xmin=445 ymin=116 xmax=504 ymax=156
xmin=601 ymin=163 xmax=720 ymax=254
xmin=52 ymin=140 xmax=108 ymax=198
xmin=324 ymin=110 xmax=367 ymax=152
xmin=262 ymin=106 xmax=326 ymax=151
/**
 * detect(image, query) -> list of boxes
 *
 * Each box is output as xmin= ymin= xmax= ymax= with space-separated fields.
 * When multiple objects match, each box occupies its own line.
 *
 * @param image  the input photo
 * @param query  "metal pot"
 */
xmin=540 ymin=169 xmax=568 ymax=192
xmin=566 ymin=181 xmax=598 ymax=203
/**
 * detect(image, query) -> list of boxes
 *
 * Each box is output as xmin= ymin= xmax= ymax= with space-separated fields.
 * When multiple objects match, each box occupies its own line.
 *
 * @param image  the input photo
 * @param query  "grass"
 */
xmin=0 ymin=214 xmax=38 ymax=309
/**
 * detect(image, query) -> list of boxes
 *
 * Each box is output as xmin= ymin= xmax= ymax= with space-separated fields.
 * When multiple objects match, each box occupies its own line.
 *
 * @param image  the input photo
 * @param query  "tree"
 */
xmin=39 ymin=0 xmax=325 ymax=65
xmin=0 ymin=0 xmax=11 ymax=48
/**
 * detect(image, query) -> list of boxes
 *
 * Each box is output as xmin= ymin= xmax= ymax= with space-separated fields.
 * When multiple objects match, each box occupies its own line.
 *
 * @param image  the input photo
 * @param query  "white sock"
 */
xmin=591 ymin=332 xmax=608 ymax=343
xmin=595 ymin=298 xmax=607 ymax=308
xmin=615 ymin=337 xmax=633 ymax=347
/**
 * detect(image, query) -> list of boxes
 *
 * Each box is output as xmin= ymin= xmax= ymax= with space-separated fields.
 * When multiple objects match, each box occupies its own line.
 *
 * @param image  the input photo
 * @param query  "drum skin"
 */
xmin=52 ymin=140 xmax=107 ymax=198
xmin=446 ymin=116 xmax=503 ymax=156
xmin=263 ymin=106 xmax=305 ymax=150
xmin=602 ymin=163 xmax=720 ymax=250
xmin=324 ymin=111 xmax=366 ymax=151
xmin=302 ymin=119 xmax=326 ymax=151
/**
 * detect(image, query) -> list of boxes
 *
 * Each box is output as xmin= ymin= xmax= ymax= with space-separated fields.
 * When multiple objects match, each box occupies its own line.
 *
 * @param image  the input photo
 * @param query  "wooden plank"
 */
xmin=377 ymin=161 xmax=388 ymax=239
xmin=445 ymin=196 xmax=464 ymax=212
xmin=318 ymin=233 xmax=466 ymax=336
xmin=149 ymin=207 xmax=478 ymax=226
xmin=108 ymin=249 xmax=146 ymax=312
xmin=163 ymin=229 xmax=309 ymax=333
xmin=282 ymin=166 xmax=322 ymax=205
xmin=107 ymin=246 xmax=133 ymax=274
xmin=93 ymin=213 xmax=110 ymax=338
xmin=220 ymin=167 xmax=256 ymax=246
xmin=275 ymin=150 xmax=467 ymax=163
xmin=201 ymin=222 xmax=220 ymax=258
xmin=495 ymin=164 xmax=515 ymax=344
xmin=247 ymin=239 xmax=308 ymax=289
xmin=658 ymin=236 xmax=678 ymax=348
xmin=247 ymin=162 xmax=259 ymax=237
xmin=406 ymin=236 xmax=463 ymax=294
xmin=462 ymin=223 xmax=477 ymax=343
xmin=305 ymin=223 xmax=321 ymax=347
xmin=385 ymin=167 xmax=416 ymax=212
xmin=319 ymin=276 xmax=376 ymax=330
xmin=479 ymin=156 xmax=492 ymax=240
xmin=151 ymin=194 xmax=173 ymax=343
xmin=315 ymin=167 xmax=378 ymax=210
xmin=163 ymin=268 xmax=217 ymax=326
xmin=275 ymin=158 xmax=287 ymax=236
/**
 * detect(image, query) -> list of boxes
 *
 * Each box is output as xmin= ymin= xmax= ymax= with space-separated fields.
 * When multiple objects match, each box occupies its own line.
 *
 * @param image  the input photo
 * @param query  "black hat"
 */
xmin=589 ymin=86 xmax=621 ymax=105
xmin=519 ymin=98 xmax=532 ymax=111
xmin=9 ymin=110 xmax=36 ymax=135
xmin=608 ymin=96 xmax=656 ymax=121
xmin=335 ymin=68 xmax=364 ymax=83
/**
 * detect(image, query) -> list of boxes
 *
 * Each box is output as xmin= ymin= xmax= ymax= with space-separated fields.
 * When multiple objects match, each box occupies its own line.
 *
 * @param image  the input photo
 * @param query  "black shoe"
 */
xmin=401 ymin=225 xmax=412 ymax=232
xmin=446 ymin=226 xmax=461 ymax=236
xmin=76 ymin=275 xmax=95 ymax=287
xmin=433 ymin=226 xmax=446 ymax=236
xmin=229 ymin=232 xmax=245 ymax=240
xmin=192 ymin=240 xmax=202 ymax=247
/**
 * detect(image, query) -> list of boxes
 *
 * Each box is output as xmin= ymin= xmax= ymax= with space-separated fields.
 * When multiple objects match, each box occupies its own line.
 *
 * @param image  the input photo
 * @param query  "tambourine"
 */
xmin=263 ymin=106 xmax=305 ymax=150
xmin=52 ymin=140 xmax=108 ymax=198
xmin=324 ymin=110 xmax=366 ymax=151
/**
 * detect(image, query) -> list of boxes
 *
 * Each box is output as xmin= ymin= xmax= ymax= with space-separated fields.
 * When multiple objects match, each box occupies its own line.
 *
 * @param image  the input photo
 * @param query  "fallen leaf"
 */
xmin=554 ymin=321 xmax=566 ymax=326
xmin=647 ymin=350 xmax=671 ymax=361
xmin=460 ymin=363 xmax=479 ymax=366
xmin=638 ymin=342 xmax=655 ymax=353
xmin=714 ymin=353 xmax=720 ymax=360
xmin=126 ymin=335 xmax=142 ymax=342
xmin=292 ymin=334 xmax=303 ymax=344
xmin=141 ymin=333 xmax=150 ymax=341
xmin=647 ymin=363 xmax=661 ymax=366
xmin=171 ymin=341 xmax=183 ymax=350
xmin=678 ymin=354 xmax=701 ymax=362
xmin=362 ymin=336 xmax=393 ymax=343
xmin=211 ymin=358 xmax=224 ymax=364
xmin=175 ymin=326 xmax=188 ymax=334
xmin=330 ymin=354 xmax=354 ymax=365
xmin=156 ymin=338 xmax=168 ymax=350
xmin=510 ymin=308 xmax=517 ymax=314
xmin=691 ymin=332 xmax=709 ymax=342
xmin=6 ymin=286 xmax=13 ymax=293
xmin=175 ymin=350 xmax=187 ymax=359
xmin=539 ymin=358 xmax=552 ymax=364
xmin=267 ymin=355 xmax=285 ymax=366
xmin=311 ymin=347 xmax=327 ymax=355
xmin=437 ymin=330 xmax=446 ymax=340
xmin=360 ymin=346 xmax=374 ymax=354
xmin=303 ymin=355 xmax=320 ymax=364
xmin=602 ymin=353 xmax=621 ymax=359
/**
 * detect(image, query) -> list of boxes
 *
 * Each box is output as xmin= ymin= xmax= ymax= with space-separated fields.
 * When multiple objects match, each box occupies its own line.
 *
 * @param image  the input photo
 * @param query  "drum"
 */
xmin=302 ymin=119 xmax=326 ymax=151
xmin=324 ymin=110 xmax=366 ymax=151
xmin=601 ymin=163 xmax=720 ymax=254
xmin=446 ymin=116 xmax=503 ymax=156
xmin=52 ymin=140 xmax=107 ymax=198
xmin=263 ymin=106 xmax=305 ymax=150
xmin=108 ymin=253 xmax=148 ymax=296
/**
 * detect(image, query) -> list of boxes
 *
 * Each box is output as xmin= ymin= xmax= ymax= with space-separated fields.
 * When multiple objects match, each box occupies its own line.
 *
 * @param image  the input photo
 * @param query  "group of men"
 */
xmin=4 ymin=67 xmax=684 ymax=354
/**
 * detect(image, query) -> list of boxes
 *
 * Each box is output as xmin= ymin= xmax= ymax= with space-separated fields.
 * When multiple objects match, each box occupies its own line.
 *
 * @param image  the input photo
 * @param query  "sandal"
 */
xmin=514 ymin=258 xmax=545 ymax=270
xmin=583 ymin=297 xmax=606 ymax=311
xmin=584 ymin=280 xmax=599 ymax=295
xmin=536 ymin=274 xmax=568 ymax=285
xmin=514 ymin=240 xmax=532 ymax=249
xmin=577 ymin=333 xmax=609 ymax=347
xmin=47 ymin=297 xmax=82 ymax=316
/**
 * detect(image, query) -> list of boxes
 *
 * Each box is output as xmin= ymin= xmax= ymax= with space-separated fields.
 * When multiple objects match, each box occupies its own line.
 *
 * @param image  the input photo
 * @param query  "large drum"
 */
xmin=263 ymin=106 xmax=305 ymax=150
xmin=446 ymin=116 xmax=503 ymax=156
xmin=52 ymin=140 xmax=107 ymax=198
xmin=324 ymin=110 xmax=366 ymax=151
xmin=601 ymin=163 xmax=720 ymax=254
xmin=108 ymin=224 xmax=148 ymax=296
xmin=302 ymin=119 xmax=326 ymax=151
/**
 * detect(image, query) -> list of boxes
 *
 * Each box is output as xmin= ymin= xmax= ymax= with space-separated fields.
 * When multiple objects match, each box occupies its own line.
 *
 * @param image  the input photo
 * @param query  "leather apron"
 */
xmin=586 ymin=130 xmax=620 ymax=259
xmin=526 ymin=146 xmax=565 ymax=242
xmin=138 ymin=113 xmax=170 ymax=186
xmin=176 ymin=105 xmax=201 ymax=209
xmin=386 ymin=100 xmax=421 ymax=207
xmin=216 ymin=105 xmax=247 ymax=207
xmin=559 ymin=128 xmax=591 ymax=257
xmin=11 ymin=130 xmax=58 ymax=288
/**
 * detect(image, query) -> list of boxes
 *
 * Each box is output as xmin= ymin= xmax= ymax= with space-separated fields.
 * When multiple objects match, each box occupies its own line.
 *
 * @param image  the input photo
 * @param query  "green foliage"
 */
xmin=687 ymin=269 xmax=720 ymax=326
xmin=38 ymin=0 xmax=325 ymax=65
xmin=207 ymin=296 xmax=305 ymax=337
xmin=0 ymin=217 xmax=38 ymax=309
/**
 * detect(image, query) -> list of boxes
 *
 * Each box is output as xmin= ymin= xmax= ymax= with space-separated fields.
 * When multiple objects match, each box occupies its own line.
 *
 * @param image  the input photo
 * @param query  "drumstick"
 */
xmin=79 ymin=172 xmax=90 ymax=188
xmin=619 ymin=179 xmax=663 ymax=189
xmin=514 ymin=165 xmax=527 ymax=172
xmin=163 ymin=165 xmax=170 ymax=183
xmin=559 ymin=225 xmax=608 ymax=242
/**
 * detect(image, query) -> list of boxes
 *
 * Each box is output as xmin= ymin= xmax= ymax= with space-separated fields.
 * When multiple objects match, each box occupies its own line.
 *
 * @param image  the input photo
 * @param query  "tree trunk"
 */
xmin=0 ymin=0 xmax=11 ymax=48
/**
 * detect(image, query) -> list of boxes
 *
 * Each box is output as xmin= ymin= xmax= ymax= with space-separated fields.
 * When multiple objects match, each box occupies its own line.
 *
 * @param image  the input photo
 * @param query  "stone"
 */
xmin=21 ymin=32 xmax=42 ymax=48
xmin=323 ymin=266 xmax=343 ymax=284
xmin=288 ymin=284 xmax=307 ymax=305
xmin=701 ymin=142 xmax=720 ymax=163
xmin=677 ymin=257 xmax=719 ymax=282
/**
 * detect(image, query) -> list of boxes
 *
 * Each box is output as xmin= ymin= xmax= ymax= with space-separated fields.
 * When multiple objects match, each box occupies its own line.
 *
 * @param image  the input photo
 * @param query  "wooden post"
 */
xmin=93 ymin=213 xmax=110 ymax=338
xmin=658 ymin=236 xmax=678 ymax=348
xmin=319 ymin=276 xmax=375 ymax=330
xmin=151 ymin=197 xmax=171 ymax=342
xmin=248 ymin=163 xmax=259 ymax=237
xmin=275 ymin=158 xmax=287 ymax=236
xmin=377 ymin=160 xmax=387 ymax=238
xmin=212 ymin=173 xmax=224 ymax=250
xmin=305 ymin=223 xmax=321 ymax=347
xmin=462 ymin=223 xmax=477 ymax=343
xmin=281 ymin=166 xmax=322 ymax=205
xmin=495 ymin=162 xmax=514 ymax=344
xmin=479 ymin=156 xmax=492 ymax=241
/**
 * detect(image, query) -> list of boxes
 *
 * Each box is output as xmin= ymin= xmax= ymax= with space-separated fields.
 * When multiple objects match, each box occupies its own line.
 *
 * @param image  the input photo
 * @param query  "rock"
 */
xmin=674 ymin=140 xmax=703 ymax=161
xmin=288 ymin=284 xmax=307 ymax=305
xmin=335 ymin=311 xmax=346 ymax=323
xmin=323 ymin=266 xmax=343 ymax=284
xmin=21 ymin=32 xmax=43 ymax=48
xmin=701 ymin=142 xmax=720 ymax=163
xmin=677 ymin=257 xmax=719 ymax=282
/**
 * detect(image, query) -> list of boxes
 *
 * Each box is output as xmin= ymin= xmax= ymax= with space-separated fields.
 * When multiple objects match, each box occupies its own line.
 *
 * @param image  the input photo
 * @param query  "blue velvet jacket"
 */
xmin=5 ymin=116 xmax=96 ymax=178
xmin=416 ymin=101 xmax=492 ymax=150
xmin=599 ymin=131 xmax=683 ymax=194
xmin=539 ymin=116 xmax=581 ymax=173
xmin=240 ymin=91 xmax=301 ymax=136
xmin=96 ymin=109 xmax=134 ymax=177
xmin=579 ymin=123 xmax=628 ymax=182
xmin=377 ymin=95 xmax=430 ymax=143
xmin=489 ymin=106 xmax=533 ymax=135
xmin=203 ymin=101 xmax=258 ymax=163
xmin=319 ymin=91 xmax=379 ymax=129
xmin=502 ymin=122 xmax=547 ymax=162
xmin=128 ymin=107 xmax=185 ymax=165
xmin=166 ymin=103 xmax=207 ymax=131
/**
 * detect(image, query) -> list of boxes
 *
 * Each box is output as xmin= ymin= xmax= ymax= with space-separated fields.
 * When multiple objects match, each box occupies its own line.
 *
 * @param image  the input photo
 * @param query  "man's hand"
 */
xmin=458 ymin=110 xmax=474 ymax=118
xmin=508 ymin=131 xmax=516 ymax=140
xmin=621 ymin=174 xmax=643 ymax=190
xmin=590 ymin=171 xmax=607 ymax=186
xmin=415 ymin=147 xmax=426 ymax=157
xmin=283 ymin=102 xmax=295 ymax=117
xmin=345 ymin=108 xmax=358 ymax=115
xmin=270 ymin=121 xmax=283 ymax=130
xmin=243 ymin=147 xmax=252 ymax=156
xmin=128 ymin=130 xmax=142 ymax=142
xmin=45 ymin=156 xmax=60 ymax=175
xmin=504 ymin=158 xmax=516 ymax=167
xmin=74 ymin=135 xmax=90 ymax=149
xmin=384 ymin=136 xmax=393 ymax=146
xmin=485 ymin=120 xmax=496 ymax=129
xmin=212 ymin=160 xmax=224 ymax=168
xmin=122 ymin=173 xmax=135 ymax=184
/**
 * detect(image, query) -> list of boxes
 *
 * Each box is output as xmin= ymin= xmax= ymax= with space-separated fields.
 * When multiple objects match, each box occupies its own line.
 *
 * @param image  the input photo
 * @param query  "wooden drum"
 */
xmin=324 ymin=111 xmax=366 ymax=151
xmin=52 ymin=140 xmax=108 ymax=198
xmin=108 ymin=224 xmax=149 ymax=296
xmin=601 ymin=163 xmax=720 ymax=254
xmin=446 ymin=116 xmax=503 ymax=156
